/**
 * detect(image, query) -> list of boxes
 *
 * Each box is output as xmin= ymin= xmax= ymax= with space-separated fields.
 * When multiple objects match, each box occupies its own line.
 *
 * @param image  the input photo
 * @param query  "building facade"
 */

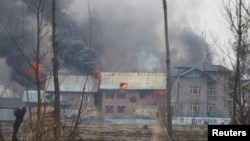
xmin=100 ymin=72 xmax=166 ymax=117
xmin=172 ymin=62 xmax=233 ymax=118
xmin=45 ymin=75 xmax=99 ymax=118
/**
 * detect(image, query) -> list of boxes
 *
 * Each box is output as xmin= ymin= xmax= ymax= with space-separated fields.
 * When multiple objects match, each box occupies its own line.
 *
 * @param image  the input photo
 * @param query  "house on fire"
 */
xmin=100 ymin=72 xmax=166 ymax=117
xmin=171 ymin=62 xmax=233 ymax=118
xmin=44 ymin=72 xmax=167 ymax=118
xmin=45 ymin=75 xmax=99 ymax=119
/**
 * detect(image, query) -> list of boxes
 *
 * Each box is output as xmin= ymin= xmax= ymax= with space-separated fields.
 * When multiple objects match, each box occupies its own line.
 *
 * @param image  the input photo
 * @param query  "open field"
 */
xmin=1 ymin=122 xmax=208 ymax=141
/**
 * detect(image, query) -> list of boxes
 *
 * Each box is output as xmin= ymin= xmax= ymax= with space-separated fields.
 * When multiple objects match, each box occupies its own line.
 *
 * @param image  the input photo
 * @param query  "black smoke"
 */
xmin=0 ymin=0 xmax=210 ymax=88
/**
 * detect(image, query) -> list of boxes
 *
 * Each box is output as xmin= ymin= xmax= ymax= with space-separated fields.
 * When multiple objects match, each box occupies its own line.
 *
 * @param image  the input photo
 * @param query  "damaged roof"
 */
xmin=100 ymin=72 xmax=166 ymax=90
xmin=46 ymin=75 xmax=99 ymax=92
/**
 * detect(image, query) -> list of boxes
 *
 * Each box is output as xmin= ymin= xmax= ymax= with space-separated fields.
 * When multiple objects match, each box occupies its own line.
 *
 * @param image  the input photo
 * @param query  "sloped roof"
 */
xmin=22 ymin=90 xmax=49 ymax=103
xmin=100 ymin=72 xmax=166 ymax=90
xmin=46 ymin=75 xmax=99 ymax=92
xmin=174 ymin=62 xmax=232 ymax=77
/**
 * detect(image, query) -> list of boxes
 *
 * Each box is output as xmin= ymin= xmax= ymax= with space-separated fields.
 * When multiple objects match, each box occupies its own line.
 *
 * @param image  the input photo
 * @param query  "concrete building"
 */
xmin=45 ymin=75 xmax=99 ymax=118
xmin=100 ymin=72 xmax=166 ymax=118
xmin=171 ymin=62 xmax=233 ymax=118
xmin=22 ymin=90 xmax=50 ymax=108
xmin=0 ymin=98 xmax=24 ymax=122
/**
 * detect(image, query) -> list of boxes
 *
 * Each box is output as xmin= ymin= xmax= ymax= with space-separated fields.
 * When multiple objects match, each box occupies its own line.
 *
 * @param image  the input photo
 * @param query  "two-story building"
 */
xmin=45 ymin=75 xmax=99 ymax=119
xmin=100 ymin=72 xmax=166 ymax=118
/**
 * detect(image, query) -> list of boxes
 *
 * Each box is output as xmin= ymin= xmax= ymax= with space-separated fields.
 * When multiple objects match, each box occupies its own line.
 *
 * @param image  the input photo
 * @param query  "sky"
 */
xmin=0 ymin=0 xmax=235 ymax=88
xmin=65 ymin=0 xmax=231 ymax=69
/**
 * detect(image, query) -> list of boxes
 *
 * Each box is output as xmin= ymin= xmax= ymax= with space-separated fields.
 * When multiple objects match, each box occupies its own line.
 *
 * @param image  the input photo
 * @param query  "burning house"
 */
xmin=45 ymin=75 xmax=99 ymax=119
xmin=26 ymin=61 xmax=48 ymax=89
xmin=100 ymin=72 xmax=166 ymax=118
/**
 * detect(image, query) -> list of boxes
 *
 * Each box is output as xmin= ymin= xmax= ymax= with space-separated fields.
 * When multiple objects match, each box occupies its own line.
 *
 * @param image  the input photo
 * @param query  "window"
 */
xmin=106 ymin=93 xmax=114 ymax=99
xmin=105 ymin=106 xmax=114 ymax=113
xmin=207 ymin=104 xmax=216 ymax=112
xmin=117 ymin=106 xmax=125 ymax=113
xmin=69 ymin=98 xmax=74 ymax=101
xmin=83 ymin=95 xmax=89 ymax=102
xmin=224 ymin=100 xmax=232 ymax=108
xmin=207 ymin=88 xmax=216 ymax=96
xmin=190 ymin=86 xmax=201 ymax=95
xmin=117 ymin=92 xmax=126 ymax=99
xmin=190 ymin=103 xmax=200 ymax=112
xmin=224 ymin=84 xmax=229 ymax=92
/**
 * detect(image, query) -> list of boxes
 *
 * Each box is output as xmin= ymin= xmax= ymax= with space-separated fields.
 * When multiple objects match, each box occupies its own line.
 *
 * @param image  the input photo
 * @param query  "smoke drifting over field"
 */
xmin=0 ymin=0 xmax=208 ymax=87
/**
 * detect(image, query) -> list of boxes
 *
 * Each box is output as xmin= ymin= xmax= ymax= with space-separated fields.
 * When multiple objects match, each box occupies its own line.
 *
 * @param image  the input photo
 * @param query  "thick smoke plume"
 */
xmin=0 ymin=0 xmax=210 ymax=87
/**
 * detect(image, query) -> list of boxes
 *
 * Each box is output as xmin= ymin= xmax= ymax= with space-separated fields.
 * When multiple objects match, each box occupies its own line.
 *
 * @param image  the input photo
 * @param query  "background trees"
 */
xmin=223 ymin=0 xmax=250 ymax=124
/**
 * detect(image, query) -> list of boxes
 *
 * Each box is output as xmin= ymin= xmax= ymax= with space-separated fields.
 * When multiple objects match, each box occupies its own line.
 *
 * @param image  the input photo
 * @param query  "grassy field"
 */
xmin=1 ymin=122 xmax=208 ymax=141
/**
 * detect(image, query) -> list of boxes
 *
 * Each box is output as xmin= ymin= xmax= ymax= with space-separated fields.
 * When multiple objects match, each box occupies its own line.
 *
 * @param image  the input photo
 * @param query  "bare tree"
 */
xmin=223 ymin=0 xmax=250 ymax=124
xmin=0 ymin=0 xmax=50 ymax=140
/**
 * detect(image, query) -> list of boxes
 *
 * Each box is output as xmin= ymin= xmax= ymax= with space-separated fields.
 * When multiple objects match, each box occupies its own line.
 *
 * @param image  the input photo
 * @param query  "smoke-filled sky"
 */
xmin=0 ymin=0 xmax=227 ymax=87
xmin=61 ymin=0 xmax=225 ymax=72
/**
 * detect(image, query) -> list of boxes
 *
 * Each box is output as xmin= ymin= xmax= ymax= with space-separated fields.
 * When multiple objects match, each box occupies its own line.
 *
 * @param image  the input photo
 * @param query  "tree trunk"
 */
xmin=232 ymin=0 xmax=242 ymax=125
xmin=52 ymin=0 xmax=61 ymax=140
xmin=35 ymin=1 xmax=42 ymax=140
xmin=163 ymin=0 xmax=172 ymax=140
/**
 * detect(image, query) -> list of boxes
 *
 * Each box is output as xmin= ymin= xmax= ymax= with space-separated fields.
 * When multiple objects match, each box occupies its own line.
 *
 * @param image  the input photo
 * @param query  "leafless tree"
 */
xmin=0 ymin=0 xmax=50 ymax=140
xmin=51 ymin=0 xmax=61 ymax=140
xmin=223 ymin=0 xmax=250 ymax=124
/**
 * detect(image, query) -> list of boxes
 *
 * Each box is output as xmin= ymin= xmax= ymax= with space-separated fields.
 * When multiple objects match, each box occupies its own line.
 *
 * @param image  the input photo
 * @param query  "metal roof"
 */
xmin=174 ymin=62 xmax=232 ymax=77
xmin=100 ymin=72 xmax=166 ymax=90
xmin=46 ymin=75 xmax=99 ymax=92
xmin=0 ymin=98 xmax=24 ymax=107
xmin=22 ymin=90 xmax=49 ymax=103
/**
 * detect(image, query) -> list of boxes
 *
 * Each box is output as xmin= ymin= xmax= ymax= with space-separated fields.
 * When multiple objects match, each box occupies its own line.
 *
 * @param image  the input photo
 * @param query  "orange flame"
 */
xmin=120 ymin=82 xmax=128 ymax=90
xmin=26 ymin=61 xmax=47 ymax=88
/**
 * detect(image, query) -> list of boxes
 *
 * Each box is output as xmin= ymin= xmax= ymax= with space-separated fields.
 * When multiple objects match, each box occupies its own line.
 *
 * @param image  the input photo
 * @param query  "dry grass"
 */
xmin=17 ymin=107 xmax=66 ymax=141
xmin=1 ymin=108 xmax=207 ymax=141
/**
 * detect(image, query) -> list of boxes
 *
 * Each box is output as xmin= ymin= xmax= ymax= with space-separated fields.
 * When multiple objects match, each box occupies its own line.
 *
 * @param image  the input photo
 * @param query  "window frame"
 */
xmin=106 ymin=93 xmax=115 ymax=99
xmin=117 ymin=91 xmax=126 ymax=99
xmin=117 ymin=106 xmax=125 ymax=113
xmin=190 ymin=103 xmax=200 ymax=112
xmin=207 ymin=103 xmax=216 ymax=112
xmin=207 ymin=88 xmax=216 ymax=96
xmin=190 ymin=86 xmax=201 ymax=95
xmin=105 ymin=105 xmax=114 ymax=113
